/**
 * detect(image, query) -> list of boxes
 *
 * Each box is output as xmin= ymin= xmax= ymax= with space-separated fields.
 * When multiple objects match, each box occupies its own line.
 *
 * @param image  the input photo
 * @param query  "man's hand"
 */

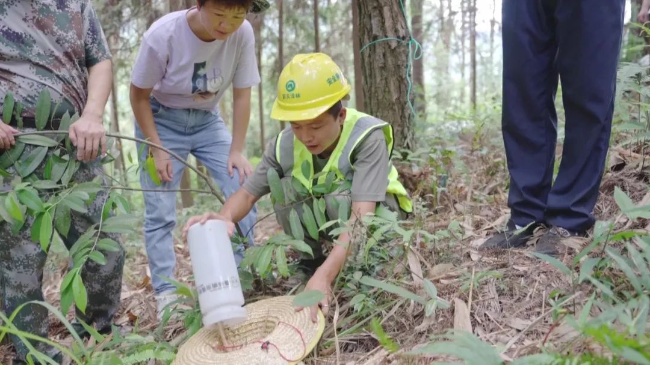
xmin=182 ymin=211 xmax=235 ymax=242
xmin=0 ymin=123 xmax=18 ymax=150
xmin=639 ymin=0 xmax=650 ymax=23
xmin=296 ymin=270 xmax=331 ymax=323
xmin=152 ymin=149 xmax=173 ymax=183
xmin=69 ymin=113 xmax=106 ymax=162
xmin=227 ymin=150 xmax=253 ymax=185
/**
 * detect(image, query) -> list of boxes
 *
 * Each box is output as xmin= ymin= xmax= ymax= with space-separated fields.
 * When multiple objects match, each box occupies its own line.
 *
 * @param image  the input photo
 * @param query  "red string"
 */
xmin=212 ymin=320 xmax=308 ymax=362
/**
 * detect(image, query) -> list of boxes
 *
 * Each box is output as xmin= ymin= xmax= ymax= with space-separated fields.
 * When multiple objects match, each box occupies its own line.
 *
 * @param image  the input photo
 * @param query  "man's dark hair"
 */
xmin=326 ymin=101 xmax=343 ymax=118
xmin=198 ymin=0 xmax=254 ymax=10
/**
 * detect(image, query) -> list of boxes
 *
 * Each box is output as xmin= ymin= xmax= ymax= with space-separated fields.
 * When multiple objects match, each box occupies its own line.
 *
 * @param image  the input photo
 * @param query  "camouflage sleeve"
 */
xmin=82 ymin=1 xmax=112 ymax=68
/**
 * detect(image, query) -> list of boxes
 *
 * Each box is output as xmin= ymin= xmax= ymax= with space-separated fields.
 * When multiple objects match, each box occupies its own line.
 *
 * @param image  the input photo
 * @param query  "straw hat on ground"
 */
xmin=174 ymin=296 xmax=325 ymax=365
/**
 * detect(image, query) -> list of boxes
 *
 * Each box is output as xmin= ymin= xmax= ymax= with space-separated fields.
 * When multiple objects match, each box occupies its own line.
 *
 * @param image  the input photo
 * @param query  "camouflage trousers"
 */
xmin=0 ymin=143 xmax=125 ymax=363
xmin=274 ymin=177 xmax=402 ymax=260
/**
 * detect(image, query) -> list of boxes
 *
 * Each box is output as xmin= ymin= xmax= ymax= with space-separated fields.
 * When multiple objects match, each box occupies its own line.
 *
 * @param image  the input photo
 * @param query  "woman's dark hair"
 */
xmin=198 ymin=0 xmax=254 ymax=10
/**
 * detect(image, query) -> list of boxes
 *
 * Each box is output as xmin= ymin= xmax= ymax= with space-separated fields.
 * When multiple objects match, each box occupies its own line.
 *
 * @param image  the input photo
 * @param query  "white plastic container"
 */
xmin=187 ymin=219 xmax=247 ymax=327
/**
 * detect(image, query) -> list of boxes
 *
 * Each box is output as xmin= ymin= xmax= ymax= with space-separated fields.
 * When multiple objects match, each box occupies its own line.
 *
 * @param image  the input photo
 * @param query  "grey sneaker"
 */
xmin=535 ymin=226 xmax=582 ymax=257
xmin=155 ymin=291 xmax=180 ymax=321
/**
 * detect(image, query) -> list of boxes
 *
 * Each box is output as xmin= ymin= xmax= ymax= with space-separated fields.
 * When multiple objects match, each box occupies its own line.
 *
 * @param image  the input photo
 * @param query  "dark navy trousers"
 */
xmin=502 ymin=0 xmax=625 ymax=233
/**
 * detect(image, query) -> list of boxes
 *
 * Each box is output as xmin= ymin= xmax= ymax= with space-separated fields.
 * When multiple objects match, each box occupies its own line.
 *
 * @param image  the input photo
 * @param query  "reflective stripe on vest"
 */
xmin=275 ymin=108 xmax=413 ymax=213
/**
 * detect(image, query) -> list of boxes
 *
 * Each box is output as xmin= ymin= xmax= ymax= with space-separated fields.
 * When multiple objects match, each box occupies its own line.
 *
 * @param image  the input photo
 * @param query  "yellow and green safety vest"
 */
xmin=274 ymin=108 xmax=413 ymax=213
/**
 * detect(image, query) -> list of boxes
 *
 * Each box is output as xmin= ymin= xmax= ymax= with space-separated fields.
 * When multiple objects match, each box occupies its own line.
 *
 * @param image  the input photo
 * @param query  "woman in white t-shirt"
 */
xmin=129 ymin=0 xmax=269 ymax=319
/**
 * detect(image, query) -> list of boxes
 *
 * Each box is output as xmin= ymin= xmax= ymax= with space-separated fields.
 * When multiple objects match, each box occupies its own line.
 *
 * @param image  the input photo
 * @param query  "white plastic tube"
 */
xmin=187 ymin=219 xmax=246 ymax=327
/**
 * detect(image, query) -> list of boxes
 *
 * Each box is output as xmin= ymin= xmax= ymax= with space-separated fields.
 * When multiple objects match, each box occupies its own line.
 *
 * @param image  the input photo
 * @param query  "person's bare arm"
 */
xmin=298 ymin=201 xmax=377 ymax=322
xmin=69 ymin=58 xmax=112 ymax=162
xmin=182 ymin=188 xmax=260 ymax=239
xmin=228 ymin=87 xmax=254 ymax=184
xmin=639 ymin=0 xmax=650 ymax=23
xmin=130 ymin=83 xmax=172 ymax=182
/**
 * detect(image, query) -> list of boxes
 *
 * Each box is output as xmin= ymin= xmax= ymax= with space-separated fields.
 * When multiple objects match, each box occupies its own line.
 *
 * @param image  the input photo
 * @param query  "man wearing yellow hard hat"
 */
xmin=184 ymin=53 xmax=412 ymax=321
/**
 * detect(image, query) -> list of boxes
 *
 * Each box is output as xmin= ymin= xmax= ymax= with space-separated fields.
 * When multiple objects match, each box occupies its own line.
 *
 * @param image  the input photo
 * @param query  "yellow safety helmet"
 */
xmin=271 ymin=53 xmax=352 ymax=122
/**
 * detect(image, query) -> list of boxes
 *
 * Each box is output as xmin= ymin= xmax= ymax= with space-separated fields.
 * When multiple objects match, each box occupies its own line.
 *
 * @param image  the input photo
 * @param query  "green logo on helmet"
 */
xmin=286 ymin=80 xmax=296 ymax=92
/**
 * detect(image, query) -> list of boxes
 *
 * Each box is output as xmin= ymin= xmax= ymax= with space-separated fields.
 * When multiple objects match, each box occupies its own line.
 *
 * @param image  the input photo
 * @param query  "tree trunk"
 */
xmin=314 ymin=0 xmax=320 ymax=52
xmin=356 ymin=0 xmax=414 ymax=150
xmin=277 ymin=0 xmax=286 ymax=129
xmin=489 ymin=0 xmax=496 ymax=90
xmin=352 ymin=0 xmax=364 ymax=112
xmin=411 ymin=0 xmax=425 ymax=120
xmin=249 ymin=13 xmax=266 ymax=150
xmin=469 ymin=0 xmax=477 ymax=110
xmin=460 ymin=0 xmax=467 ymax=104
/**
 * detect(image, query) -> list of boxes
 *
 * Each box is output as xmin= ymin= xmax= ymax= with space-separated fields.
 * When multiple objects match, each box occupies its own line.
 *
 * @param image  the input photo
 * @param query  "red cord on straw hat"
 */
xmin=213 ymin=321 xmax=308 ymax=362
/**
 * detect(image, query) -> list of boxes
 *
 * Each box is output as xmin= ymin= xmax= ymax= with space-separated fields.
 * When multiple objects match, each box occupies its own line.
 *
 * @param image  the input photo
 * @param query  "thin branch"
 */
xmin=104 ymin=186 xmax=214 ymax=195
xmin=15 ymin=131 xmax=246 ymax=238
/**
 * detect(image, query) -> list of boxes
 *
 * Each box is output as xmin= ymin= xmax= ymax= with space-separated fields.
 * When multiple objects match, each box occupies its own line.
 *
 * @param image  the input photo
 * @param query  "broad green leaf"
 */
xmin=32 ymin=180 xmax=59 ymax=190
xmin=68 ymin=229 xmax=96 ymax=258
xmin=3 ymin=93 xmax=14 ymax=124
xmin=56 ymin=112 xmax=72 ymax=143
xmin=35 ymin=89 xmax=52 ymax=130
xmin=72 ymin=274 xmax=88 ymax=314
xmin=313 ymin=198 xmax=327 ymax=228
xmin=292 ymin=290 xmax=324 ymax=307
xmin=241 ymin=246 xmax=263 ymax=268
xmin=578 ymin=257 xmax=601 ymax=283
xmin=311 ymin=184 xmax=329 ymax=194
xmin=328 ymin=226 xmax=352 ymax=237
xmin=0 ymin=142 xmax=25 ymax=169
xmin=113 ymin=194 xmax=131 ymax=214
xmin=423 ymin=279 xmax=438 ymax=299
xmin=15 ymin=146 xmax=48 ymax=177
xmin=615 ymin=186 xmax=638 ymax=218
xmin=291 ymin=177 xmax=310 ymax=197
xmin=255 ymin=244 xmax=274 ymax=277
xmin=301 ymin=203 xmax=319 ymax=240
xmin=13 ymin=103 xmax=23 ymax=128
xmin=289 ymin=208 xmax=304 ymax=240
xmin=287 ymin=240 xmax=314 ymax=257
xmin=76 ymin=319 xmax=105 ymax=343
xmin=97 ymin=238 xmax=121 ymax=252
xmin=529 ymin=252 xmax=572 ymax=277
xmin=318 ymin=219 xmax=339 ymax=232
xmin=43 ymin=156 xmax=53 ymax=179
xmin=17 ymin=188 xmax=44 ymax=212
xmin=350 ymin=294 xmax=366 ymax=307
xmin=338 ymin=198 xmax=350 ymax=222
xmin=62 ymin=196 xmax=87 ymax=213
xmin=30 ymin=212 xmax=43 ymax=243
xmin=607 ymin=248 xmax=643 ymax=294
xmin=16 ymin=135 xmax=59 ymax=147
xmin=5 ymin=191 xmax=24 ymax=223
xmin=60 ymin=284 xmax=74 ymax=315
xmin=0 ymin=167 xmax=9 ymax=177
xmin=54 ymin=204 xmax=72 ymax=238
xmin=275 ymin=246 xmax=289 ymax=277
xmin=324 ymin=171 xmax=335 ymax=190
xmin=300 ymin=160 xmax=311 ymax=182
xmin=425 ymin=299 xmax=437 ymax=317
xmin=39 ymin=211 xmax=53 ymax=251
xmin=50 ymin=155 xmax=68 ymax=183
xmin=0 ymin=196 xmax=15 ymax=224
xmin=69 ymin=190 xmax=90 ymax=201
xmin=267 ymin=168 xmax=285 ymax=205
xmin=360 ymin=276 xmax=426 ymax=305
xmin=145 ymin=154 xmax=161 ymax=186
xmin=89 ymin=251 xmax=107 ymax=265
xmin=61 ymin=159 xmax=79 ymax=186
